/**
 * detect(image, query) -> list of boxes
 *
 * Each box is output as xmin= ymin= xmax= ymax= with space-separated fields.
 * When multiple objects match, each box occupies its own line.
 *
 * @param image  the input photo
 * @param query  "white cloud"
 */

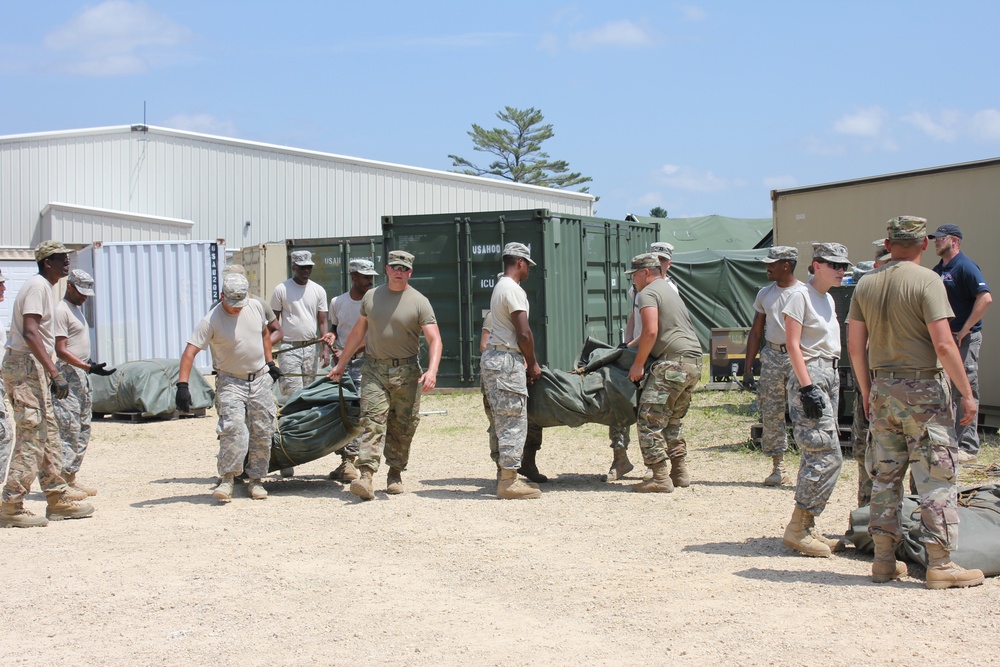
xmin=970 ymin=109 xmax=1000 ymax=141
xmin=901 ymin=110 xmax=961 ymax=142
xmin=763 ymin=175 xmax=798 ymax=189
xmin=658 ymin=164 xmax=731 ymax=192
xmin=833 ymin=106 xmax=887 ymax=138
xmin=802 ymin=134 xmax=846 ymax=157
xmin=163 ymin=114 xmax=238 ymax=137
xmin=43 ymin=0 xmax=191 ymax=76
xmin=635 ymin=192 xmax=666 ymax=207
xmin=677 ymin=5 xmax=708 ymax=20
xmin=567 ymin=19 xmax=657 ymax=50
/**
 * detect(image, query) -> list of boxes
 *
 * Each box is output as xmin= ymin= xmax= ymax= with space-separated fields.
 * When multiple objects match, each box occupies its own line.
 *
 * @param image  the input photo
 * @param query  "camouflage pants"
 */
xmin=867 ymin=377 xmax=959 ymax=550
xmin=216 ymin=373 xmax=276 ymax=479
xmin=53 ymin=361 xmax=92 ymax=475
xmin=339 ymin=355 xmax=365 ymax=458
xmin=953 ymin=331 xmax=981 ymax=455
xmin=276 ymin=341 xmax=319 ymax=398
xmin=0 ymin=379 xmax=12 ymax=484
xmin=1 ymin=351 xmax=68 ymax=503
xmin=481 ymin=349 xmax=528 ymax=470
xmin=608 ymin=425 xmax=631 ymax=450
xmin=787 ymin=359 xmax=841 ymax=516
xmin=356 ymin=359 xmax=422 ymax=473
xmin=851 ymin=383 xmax=872 ymax=507
xmin=759 ymin=346 xmax=792 ymax=456
xmin=637 ymin=357 xmax=702 ymax=465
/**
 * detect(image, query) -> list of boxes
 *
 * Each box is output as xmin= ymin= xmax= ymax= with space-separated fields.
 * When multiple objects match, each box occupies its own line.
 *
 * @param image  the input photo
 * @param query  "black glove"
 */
xmin=742 ymin=372 xmax=756 ymax=392
xmin=617 ymin=342 xmax=629 ymax=350
xmin=267 ymin=361 xmax=283 ymax=382
xmin=50 ymin=373 xmax=70 ymax=400
xmin=175 ymin=381 xmax=192 ymax=412
xmin=799 ymin=384 xmax=826 ymax=419
xmin=88 ymin=362 xmax=117 ymax=376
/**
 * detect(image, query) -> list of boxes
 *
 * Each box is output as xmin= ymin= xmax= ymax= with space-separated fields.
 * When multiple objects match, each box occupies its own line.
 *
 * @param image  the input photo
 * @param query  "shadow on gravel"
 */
xmin=684 ymin=537 xmax=788 ymax=557
xmin=733 ymin=567 xmax=926 ymax=588
xmin=416 ymin=474 xmax=634 ymax=499
xmin=130 ymin=493 xmax=220 ymax=508
xmin=150 ymin=477 xmax=218 ymax=485
xmin=688 ymin=479 xmax=777 ymax=489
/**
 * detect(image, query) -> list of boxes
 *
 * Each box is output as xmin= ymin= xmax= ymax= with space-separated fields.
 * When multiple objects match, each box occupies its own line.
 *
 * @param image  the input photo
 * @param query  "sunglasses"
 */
xmin=817 ymin=259 xmax=849 ymax=271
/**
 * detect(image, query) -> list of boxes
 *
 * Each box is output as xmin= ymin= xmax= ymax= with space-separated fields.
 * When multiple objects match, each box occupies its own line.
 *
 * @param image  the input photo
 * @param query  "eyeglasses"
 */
xmin=817 ymin=259 xmax=849 ymax=271
xmin=388 ymin=264 xmax=412 ymax=272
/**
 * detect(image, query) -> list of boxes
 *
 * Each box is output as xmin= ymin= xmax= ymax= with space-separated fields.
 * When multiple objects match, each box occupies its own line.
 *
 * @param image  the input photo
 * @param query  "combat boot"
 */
xmin=782 ymin=507 xmax=831 ymax=557
xmin=518 ymin=446 xmax=548 ymax=484
xmin=386 ymin=468 xmax=404 ymax=495
xmin=329 ymin=455 xmax=360 ymax=483
xmin=497 ymin=469 xmax=541 ymax=499
xmin=871 ymin=534 xmax=907 ymax=583
xmin=45 ymin=493 xmax=94 ymax=521
xmin=62 ymin=485 xmax=89 ymax=501
xmin=606 ymin=448 xmax=634 ymax=481
xmin=64 ymin=472 xmax=98 ymax=496
xmin=350 ymin=468 xmax=375 ymax=500
xmin=632 ymin=461 xmax=674 ymax=493
xmin=248 ymin=479 xmax=268 ymax=500
xmin=669 ymin=456 xmax=690 ymax=488
xmin=803 ymin=512 xmax=846 ymax=553
xmin=0 ymin=501 xmax=48 ymax=528
xmin=763 ymin=454 xmax=790 ymax=487
xmin=213 ymin=474 xmax=235 ymax=502
xmin=925 ymin=544 xmax=984 ymax=590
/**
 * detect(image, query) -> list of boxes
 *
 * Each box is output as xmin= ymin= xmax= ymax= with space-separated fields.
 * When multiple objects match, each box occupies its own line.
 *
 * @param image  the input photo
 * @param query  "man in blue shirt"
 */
xmin=930 ymin=223 xmax=993 ymax=462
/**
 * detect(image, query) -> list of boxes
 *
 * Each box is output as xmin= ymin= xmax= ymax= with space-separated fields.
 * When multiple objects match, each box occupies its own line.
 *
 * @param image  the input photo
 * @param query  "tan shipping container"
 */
xmin=240 ymin=243 xmax=288 ymax=303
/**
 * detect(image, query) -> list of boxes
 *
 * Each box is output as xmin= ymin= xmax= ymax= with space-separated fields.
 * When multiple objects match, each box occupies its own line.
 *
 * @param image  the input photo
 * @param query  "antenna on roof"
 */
xmin=131 ymin=101 xmax=149 ymax=133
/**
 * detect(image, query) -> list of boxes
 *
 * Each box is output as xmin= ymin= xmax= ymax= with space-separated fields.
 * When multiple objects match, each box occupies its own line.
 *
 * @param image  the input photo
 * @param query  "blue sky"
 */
xmin=2 ymin=1 xmax=999 ymax=220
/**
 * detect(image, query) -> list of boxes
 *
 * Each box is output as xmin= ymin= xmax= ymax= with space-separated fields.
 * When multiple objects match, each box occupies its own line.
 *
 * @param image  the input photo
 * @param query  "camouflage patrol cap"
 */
xmin=872 ymin=239 xmax=890 ymax=260
xmin=349 ymin=258 xmax=379 ymax=276
xmin=625 ymin=253 xmax=661 ymax=275
xmin=35 ymin=240 xmax=69 ymax=262
xmin=224 ymin=264 xmax=247 ymax=276
xmin=852 ymin=261 xmax=875 ymax=283
xmin=886 ymin=216 xmax=927 ymax=240
xmin=761 ymin=246 xmax=797 ymax=263
xmin=813 ymin=242 xmax=850 ymax=264
xmin=387 ymin=250 xmax=414 ymax=270
xmin=650 ymin=241 xmax=674 ymax=260
xmin=222 ymin=273 xmax=250 ymax=308
xmin=68 ymin=269 xmax=95 ymax=296
xmin=502 ymin=242 xmax=536 ymax=266
xmin=290 ymin=250 xmax=315 ymax=266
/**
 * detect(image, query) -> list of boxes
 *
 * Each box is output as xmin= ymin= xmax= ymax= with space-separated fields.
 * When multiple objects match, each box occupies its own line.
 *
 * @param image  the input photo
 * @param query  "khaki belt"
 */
xmin=765 ymin=341 xmax=787 ymax=353
xmin=369 ymin=356 xmax=417 ymax=367
xmin=873 ymin=369 xmax=943 ymax=380
xmin=486 ymin=344 xmax=521 ymax=354
xmin=219 ymin=367 xmax=268 ymax=381
xmin=657 ymin=354 xmax=702 ymax=364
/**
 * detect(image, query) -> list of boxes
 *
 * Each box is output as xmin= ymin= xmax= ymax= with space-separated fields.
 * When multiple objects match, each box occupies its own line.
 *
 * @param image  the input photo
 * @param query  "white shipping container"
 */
xmin=76 ymin=240 xmax=223 ymax=374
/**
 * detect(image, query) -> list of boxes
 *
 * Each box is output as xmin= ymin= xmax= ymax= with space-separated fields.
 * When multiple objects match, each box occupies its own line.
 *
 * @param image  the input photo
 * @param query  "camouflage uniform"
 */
xmin=481 ymin=348 xmax=528 ymax=469
xmin=758 ymin=345 xmax=792 ymax=455
xmin=355 ymin=359 xmax=422 ymax=473
xmin=868 ymin=377 xmax=958 ymax=549
xmin=608 ymin=425 xmax=630 ymax=450
xmin=787 ymin=360 xmax=842 ymax=516
xmin=0 ymin=379 xmax=12 ymax=482
xmin=53 ymin=361 xmax=92 ymax=475
xmin=851 ymin=384 xmax=873 ymax=507
xmin=276 ymin=342 xmax=319 ymax=397
xmin=1 ymin=351 xmax=68 ymax=503
xmin=215 ymin=373 xmax=276 ymax=479
xmin=636 ymin=357 xmax=702 ymax=465
xmin=339 ymin=355 xmax=365 ymax=458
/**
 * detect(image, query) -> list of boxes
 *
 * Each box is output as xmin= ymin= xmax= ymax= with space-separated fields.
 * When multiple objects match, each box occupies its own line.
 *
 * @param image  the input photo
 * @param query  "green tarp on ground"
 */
xmin=91 ymin=359 xmax=215 ymax=417
xmin=270 ymin=376 xmax=361 ymax=472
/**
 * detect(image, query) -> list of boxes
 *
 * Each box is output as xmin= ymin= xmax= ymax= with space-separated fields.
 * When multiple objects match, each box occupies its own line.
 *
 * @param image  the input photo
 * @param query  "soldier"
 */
xmin=327 ymin=250 xmax=442 ymax=500
xmin=0 ymin=271 xmax=12 ymax=484
xmin=780 ymin=243 xmax=849 ymax=558
xmin=743 ymin=246 xmax=805 ymax=487
xmin=481 ymin=242 xmax=543 ymax=500
xmin=326 ymin=258 xmax=379 ymax=483
xmin=53 ymin=269 xmax=116 ymax=497
xmin=928 ymin=224 xmax=992 ymax=463
xmin=178 ymin=273 xmax=281 ymax=502
xmin=0 ymin=240 xmax=93 ymax=528
xmin=848 ymin=215 xmax=983 ymax=589
xmin=220 ymin=264 xmax=282 ymax=342
xmin=626 ymin=253 xmax=703 ymax=493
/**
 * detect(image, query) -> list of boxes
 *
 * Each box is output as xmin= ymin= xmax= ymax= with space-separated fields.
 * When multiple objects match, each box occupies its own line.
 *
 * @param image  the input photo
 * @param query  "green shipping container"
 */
xmin=381 ymin=208 xmax=660 ymax=388
xmin=284 ymin=236 xmax=384 ymax=301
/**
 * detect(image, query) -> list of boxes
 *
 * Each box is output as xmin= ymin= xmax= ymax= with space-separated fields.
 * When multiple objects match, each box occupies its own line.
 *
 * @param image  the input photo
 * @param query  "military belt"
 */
xmin=219 ymin=366 xmax=268 ymax=381
xmin=486 ymin=344 xmax=521 ymax=354
xmin=813 ymin=357 xmax=839 ymax=369
xmin=369 ymin=356 xmax=418 ymax=367
xmin=656 ymin=354 xmax=702 ymax=364
xmin=872 ymin=369 xmax=943 ymax=380
xmin=765 ymin=341 xmax=787 ymax=353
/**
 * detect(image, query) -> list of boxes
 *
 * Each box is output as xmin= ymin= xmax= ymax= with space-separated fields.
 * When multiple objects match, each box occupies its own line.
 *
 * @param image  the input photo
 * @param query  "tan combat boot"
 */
xmin=782 ymin=507 xmax=831 ymax=557
xmin=386 ymin=468 xmax=404 ymax=495
xmin=763 ymin=455 xmax=790 ymax=487
xmin=871 ymin=534 xmax=907 ymax=583
xmin=45 ymin=493 xmax=95 ymax=521
xmin=497 ymin=468 xmax=541 ymax=499
xmin=213 ymin=474 xmax=235 ymax=502
xmin=632 ymin=461 xmax=674 ymax=493
xmin=62 ymin=484 xmax=89 ymax=501
xmin=64 ymin=471 xmax=98 ymax=496
xmin=669 ymin=456 xmax=690 ymax=488
xmin=802 ymin=512 xmax=846 ymax=553
xmin=0 ymin=501 xmax=48 ymax=528
xmin=248 ymin=479 xmax=268 ymax=500
xmin=925 ymin=543 xmax=984 ymax=590
xmin=606 ymin=448 xmax=634 ymax=481
xmin=329 ymin=455 xmax=361 ymax=483
xmin=350 ymin=468 xmax=375 ymax=500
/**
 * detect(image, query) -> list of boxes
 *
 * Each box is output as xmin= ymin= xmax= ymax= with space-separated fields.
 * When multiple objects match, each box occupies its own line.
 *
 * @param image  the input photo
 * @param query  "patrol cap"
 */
xmin=872 ymin=239 xmax=890 ymax=260
xmin=650 ymin=241 xmax=674 ymax=260
xmin=625 ymin=253 xmax=661 ymax=275
xmin=290 ymin=250 xmax=315 ymax=266
xmin=928 ymin=223 xmax=963 ymax=240
xmin=502 ymin=242 xmax=536 ymax=266
xmin=761 ymin=246 xmax=797 ymax=263
xmin=852 ymin=261 xmax=875 ymax=283
xmin=35 ymin=240 xmax=70 ymax=262
xmin=224 ymin=264 xmax=247 ymax=276
xmin=222 ymin=273 xmax=250 ymax=308
xmin=813 ymin=242 xmax=850 ymax=265
xmin=349 ymin=258 xmax=379 ymax=276
xmin=68 ymin=269 xmax=95 ymax=296
xmin=886 ymin=216 xmax=927 ymax=240
xmin=387 ymin=250 xmax=414 ymax=270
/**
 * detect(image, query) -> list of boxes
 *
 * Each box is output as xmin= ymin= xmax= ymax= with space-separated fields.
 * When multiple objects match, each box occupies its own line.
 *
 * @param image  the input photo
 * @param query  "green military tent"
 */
xmin=630 ymin=214 xmax=772 ymax=253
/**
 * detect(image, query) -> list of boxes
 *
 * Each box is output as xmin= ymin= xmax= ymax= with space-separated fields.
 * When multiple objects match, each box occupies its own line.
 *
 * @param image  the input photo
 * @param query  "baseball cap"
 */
xmin=502 ymin=242 xmax=536 ymax=266
xmin=387 ymin=250 xmax=414 ymax=270
xmin=761 ymin=246 xmax=797 ymax=263
xmin=222 ymin=274 xmax=250 ymax=308
xmin=927 ymin=223 xmax=963 ymax=240
xmin=813 ymin=242 xmax=850 ymax=265
xmin=35 ymin=240 xmax=70 ymax=262
xmin=349 ymin=258 xmax=379 ymax=276
xmin=290 ymin=250 xmax=315 ymax=266
xmin=625 ymin=253 xmax=660 ymax=275
xmin=886 ymin=216 xmax=927 ymax=240
xmin=68 ymin=269 xmax=95 ymax=296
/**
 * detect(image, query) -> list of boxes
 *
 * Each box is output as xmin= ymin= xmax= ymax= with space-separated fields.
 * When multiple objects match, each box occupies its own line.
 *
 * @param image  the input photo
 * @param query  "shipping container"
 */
xmin=381 ymin=209 xmax=660 ymax=387
xmin=75 ymin=240 xmax=223 ymax=374
xmin=285 ymin=236 xmax=384 ymax=301
xmin=772 ymin=158 xmax=1000 ymax=426
xmin=240 ymin=242 xmax=287 ymax=303
xmin=709 ymin=327 xmax=759 ymax=381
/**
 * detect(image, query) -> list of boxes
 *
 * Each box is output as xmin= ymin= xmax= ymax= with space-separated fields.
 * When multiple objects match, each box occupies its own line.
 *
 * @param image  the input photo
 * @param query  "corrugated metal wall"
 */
xmin=41 ymin=204 xmax=194 ymax=244
xmin=0 ymin=126 xmax=595 ymax=249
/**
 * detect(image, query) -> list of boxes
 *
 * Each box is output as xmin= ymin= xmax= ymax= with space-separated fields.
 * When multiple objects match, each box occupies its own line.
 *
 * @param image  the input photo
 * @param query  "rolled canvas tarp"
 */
xmin=269 ymin=376 xmax=362 ymax=472
xmin=91 ymin=359 xmax=215 ymax=417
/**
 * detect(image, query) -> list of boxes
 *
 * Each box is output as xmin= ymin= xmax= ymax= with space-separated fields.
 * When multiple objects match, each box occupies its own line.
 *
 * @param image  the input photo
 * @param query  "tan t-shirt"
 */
xmin=189 ymin=300 xmax=268 ymax=377
xmin=54 ymin=299 xmax=92 ymax=361
xmin=270 ymin=279 xmax=328 ymax=342
xmin=487 ymin=276 xmax=529 ymax=349
xmin=636 ymin=278 xmax=702 ymax=360
xmin=630 ymin=278 xmax=678 ymax=339
xmin=753 ymin=280 xmax=806 ymax=346
xmin=849 ymin=260 xmax=954 ymax=371
xmin=361 ymin=285 xmax=436 ymax=360
xmin=6 ymin=274 xmax=56 ymax=358
xmin=781 ymin=283 xmax=840 ymax=362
